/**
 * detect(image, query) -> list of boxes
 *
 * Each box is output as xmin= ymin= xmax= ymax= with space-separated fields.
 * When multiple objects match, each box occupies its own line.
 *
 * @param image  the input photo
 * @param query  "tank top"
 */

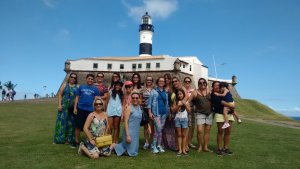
xmin=175 ymin=106 xmax=188 ymax=119
xmin=89 ymin=114 xmax=107 ymax=137
xmin=194 ymin=91 xmax=212 ymax=114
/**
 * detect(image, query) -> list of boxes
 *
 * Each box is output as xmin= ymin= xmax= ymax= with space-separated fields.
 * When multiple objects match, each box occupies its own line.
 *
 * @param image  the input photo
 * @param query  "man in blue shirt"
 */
xmin=72 ymin=74 xmax=100 ymax=148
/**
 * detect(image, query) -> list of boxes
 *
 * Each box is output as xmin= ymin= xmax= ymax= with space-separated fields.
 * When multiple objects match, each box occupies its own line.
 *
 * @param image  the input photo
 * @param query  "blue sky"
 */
xmin=0 ymin=0 xmax=299 ymax=117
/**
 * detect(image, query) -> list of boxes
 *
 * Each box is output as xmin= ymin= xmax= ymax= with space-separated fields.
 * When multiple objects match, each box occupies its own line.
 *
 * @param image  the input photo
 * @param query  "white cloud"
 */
xmin=43 ymin=0 xmax=58 ymax=8
xmin=58 ymin=28 xmax=71 ymax=40
xmin=122 ymin=0 xmax=178 ymax=21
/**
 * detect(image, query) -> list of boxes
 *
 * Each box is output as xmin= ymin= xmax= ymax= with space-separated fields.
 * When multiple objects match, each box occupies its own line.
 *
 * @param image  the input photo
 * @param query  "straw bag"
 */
xmin=95 ymin=135 xmax=112 ymax=148
xmin=95 ymin=114 xmax=112 ymax=148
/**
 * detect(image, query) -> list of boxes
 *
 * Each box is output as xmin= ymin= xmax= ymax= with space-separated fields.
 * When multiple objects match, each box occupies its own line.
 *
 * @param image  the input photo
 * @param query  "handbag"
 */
xmin=95 ymin=114 xmax=112 ymax=148
xmin=95 ymin=135 xmax=112 ymax=148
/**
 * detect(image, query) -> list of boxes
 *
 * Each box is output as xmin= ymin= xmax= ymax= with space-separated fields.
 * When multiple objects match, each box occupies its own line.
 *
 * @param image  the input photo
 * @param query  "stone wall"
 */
xmin=59 ymin=70 xmax=240 ymax=98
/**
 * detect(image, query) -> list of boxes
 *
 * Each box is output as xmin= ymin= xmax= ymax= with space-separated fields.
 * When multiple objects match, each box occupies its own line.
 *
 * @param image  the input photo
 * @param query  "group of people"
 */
xmin=1 ymin=89 xmax=16 ymax=101
xmin=53 ymin=72 xmax=241 ymax=158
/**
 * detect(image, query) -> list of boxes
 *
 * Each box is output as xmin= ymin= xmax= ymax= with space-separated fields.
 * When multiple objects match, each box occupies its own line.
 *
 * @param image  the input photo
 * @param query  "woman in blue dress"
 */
xmin=112 ymin=91 xmax=145 ymax=157
xmin=54 ymin=73 xmax=79 ymax=144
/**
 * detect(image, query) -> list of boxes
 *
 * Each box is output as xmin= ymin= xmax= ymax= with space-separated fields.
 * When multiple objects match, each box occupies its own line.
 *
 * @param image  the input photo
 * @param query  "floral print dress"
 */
xmin=54 ymin=83 xmax=78 ymax=144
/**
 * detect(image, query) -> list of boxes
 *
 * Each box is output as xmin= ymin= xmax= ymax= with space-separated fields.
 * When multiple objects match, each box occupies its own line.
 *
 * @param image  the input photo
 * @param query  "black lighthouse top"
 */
xmin=139 ymin=12 xmax=154 ymax=32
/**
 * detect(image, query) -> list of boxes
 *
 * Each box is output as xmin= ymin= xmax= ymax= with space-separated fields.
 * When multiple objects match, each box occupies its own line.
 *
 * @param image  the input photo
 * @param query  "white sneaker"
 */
xmin=78 ymin=142 xmax=84 ymax=155
xmin=152 ymin=147 xmax=159 ymax=154
xmin=222 ymin=122 xmax=230 ymax=129
xmin=157 ymin=145 xmax=165 ymax=153
xmin=237 ymin=118 xmax=242 ymax=124
xmin=143 ymin=143 xmax=149 ymax=150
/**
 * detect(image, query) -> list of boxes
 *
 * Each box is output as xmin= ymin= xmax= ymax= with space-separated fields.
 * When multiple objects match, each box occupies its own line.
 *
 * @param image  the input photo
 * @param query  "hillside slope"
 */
xmin=235 ymin=98 xmax=292 ymax=121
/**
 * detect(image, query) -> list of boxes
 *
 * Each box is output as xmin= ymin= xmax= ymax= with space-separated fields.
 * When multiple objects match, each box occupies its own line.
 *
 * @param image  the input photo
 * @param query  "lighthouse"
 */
xmin=139 ymin=12 xmax=154 ymax=56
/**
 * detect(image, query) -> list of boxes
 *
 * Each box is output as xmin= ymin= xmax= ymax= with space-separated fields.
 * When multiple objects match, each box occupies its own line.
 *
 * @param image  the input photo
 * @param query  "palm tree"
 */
xmin=4 ymin=81 xmax=17 ymax=90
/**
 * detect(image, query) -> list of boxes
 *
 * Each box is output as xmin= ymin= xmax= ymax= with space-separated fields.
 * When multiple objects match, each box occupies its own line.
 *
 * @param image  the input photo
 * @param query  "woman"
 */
xmin=109 ymin=73 xmax=121 ymax=90
xmin=131 ymin=72 xmax=143 ymax=94
xmin=54 ymin=73 xmax=79 ymax=144
xmin=94 ymin=72 xmax=109 ymax=110
xmin=112 ymin=91 xmax=144 ymax=157
xmin=148 ymin=77 xmax=169 ymax=154
xmin=183 ymin=77 xmax=197 ymax=150
xmin=78 ymin=98 xmax=112 ymax=159
xmin=162 ymin=74 xmax=177 ymax=151
xmin=106 ymin=80 xmax=123 ymax=143
xmin=141 ymin=76 xmax=154 ymax=149
xmin=172 ymin=88 xmax=191 ymax=156
xmin=188 ymin=78 xmax=213 ymax=152
xmin=211 ymin=81 xmax=235 ymax=155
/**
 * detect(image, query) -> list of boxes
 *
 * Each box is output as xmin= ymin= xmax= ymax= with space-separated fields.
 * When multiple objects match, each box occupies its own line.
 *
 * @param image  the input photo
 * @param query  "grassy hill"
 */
xmin=235 ymin=98 xmax=292 ymax=121
xmin=0 ymin=99 xmax=299 ymax=169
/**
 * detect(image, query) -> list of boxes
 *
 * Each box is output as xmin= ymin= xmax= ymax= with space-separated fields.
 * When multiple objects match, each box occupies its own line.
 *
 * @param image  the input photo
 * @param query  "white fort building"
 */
xmin=62 ymin=12 xmax=239 ymax=97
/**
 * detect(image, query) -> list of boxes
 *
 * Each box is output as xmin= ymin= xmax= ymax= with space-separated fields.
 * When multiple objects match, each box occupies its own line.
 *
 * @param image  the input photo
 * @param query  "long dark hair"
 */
xmin=69 ymin=73 xmax=78 ymax=84
xmin=175 ymin=88 xmax=186 ymax=111
xmin=110 ymin=72 xmax=121 ymax=89
xmin=131 ymin=72 xmax=142 ymax=89
xmin=111 ymin=82 xmax=123 ymax=100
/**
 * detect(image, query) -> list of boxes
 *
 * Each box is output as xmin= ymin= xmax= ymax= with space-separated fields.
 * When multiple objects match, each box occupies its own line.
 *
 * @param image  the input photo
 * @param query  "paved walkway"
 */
xmin=242 ymin=117 xmax=300 ymax=130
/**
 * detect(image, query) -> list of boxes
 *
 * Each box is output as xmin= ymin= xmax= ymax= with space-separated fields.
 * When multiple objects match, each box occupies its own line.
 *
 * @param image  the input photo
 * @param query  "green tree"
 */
xmin=0 ymin=81 xmax=2 ymax=90
xmin=4 ymin=81 xmax=17 ymax=90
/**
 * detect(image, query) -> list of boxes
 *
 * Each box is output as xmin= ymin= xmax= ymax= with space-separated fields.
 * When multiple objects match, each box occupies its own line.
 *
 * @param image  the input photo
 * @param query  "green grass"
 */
xmin=0 ymin=100 xmax=299 ymax=169
xmin=235 ymin=98 xmax=292 ymax=121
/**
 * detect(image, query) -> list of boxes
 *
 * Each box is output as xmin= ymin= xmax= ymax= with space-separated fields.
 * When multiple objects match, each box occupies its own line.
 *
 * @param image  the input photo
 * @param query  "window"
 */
xmin=146 ymin=63 xmax=151 ymax=69
xmin=93 ymin=63 xmax=98 ymax=69
xmin=183 ymin=64 xmax=186 ymax=68
xmin=190 ymin=65 xmax=192 ymax=71
xmin=156 ymin=63 xmax=160 ymax=68
xmin=132 ymin=64 xmax=136 ymax=69
xmin=120 ymin=64 xmax=124 ymax=69
xmin=138 ymin=63 xmax=142 ymax=68
xmin=107 ymin=64 xmax=112 ymax=69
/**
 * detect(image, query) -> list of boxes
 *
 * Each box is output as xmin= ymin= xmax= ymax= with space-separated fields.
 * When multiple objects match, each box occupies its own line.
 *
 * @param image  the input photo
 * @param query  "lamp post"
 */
xmin=212 ymin=55 xmax=226 ymax=79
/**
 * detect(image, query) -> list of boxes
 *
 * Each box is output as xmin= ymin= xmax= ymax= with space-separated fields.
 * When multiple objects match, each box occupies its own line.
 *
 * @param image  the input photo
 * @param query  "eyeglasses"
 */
xmin=131 ymin=97 xmax=139 ymax=100
xmin=172 ymin=80 xmax=178 ymax=83
xmin=184 ymin=81 xmax=191 ymax=83
xmin=94 ymin=103 xmax=103 ymax=106
xmin=125 ymin=86 xmax=132 ymax=89
xmin=70 ymin=76 xmax=76 ymax=79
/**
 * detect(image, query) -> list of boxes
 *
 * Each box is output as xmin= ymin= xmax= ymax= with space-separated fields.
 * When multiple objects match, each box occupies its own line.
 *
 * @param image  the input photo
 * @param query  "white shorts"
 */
xmin=195 ymin=113 xmax=213 ymax=125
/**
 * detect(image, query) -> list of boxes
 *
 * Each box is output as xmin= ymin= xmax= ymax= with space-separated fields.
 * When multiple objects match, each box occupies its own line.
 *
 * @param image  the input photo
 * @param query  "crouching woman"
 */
xmin=111 ymin=91 xmax=144 ymax=157
xmin=78 ymin=98 xmax=112 ymax=159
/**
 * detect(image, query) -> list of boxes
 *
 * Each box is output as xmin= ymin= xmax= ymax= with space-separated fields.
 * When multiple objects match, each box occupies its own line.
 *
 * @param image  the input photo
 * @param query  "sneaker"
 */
xmin=223 ymin=149 xmax=233 ymax=155
xmin=237 ymin=118 xmax=242 ymax=124
xmin=189 ymin=143 xmax=197 ymax=149
xmin=152 ymin=147 xmax=159 ymax=154
xmin=143 ymin=143 xmax=149 ymax=150
xmin=222 ymin=122 xmax=230 ymax=129
xmin=217 ymin=149 xmax=224 ymax=156
xmin=70 ymin=142 xmax=79 ymax=148
xmin=157 ymin=145 xmax=165 ymax=153
xmin=78 ymin=142 xmax=84 ymax=155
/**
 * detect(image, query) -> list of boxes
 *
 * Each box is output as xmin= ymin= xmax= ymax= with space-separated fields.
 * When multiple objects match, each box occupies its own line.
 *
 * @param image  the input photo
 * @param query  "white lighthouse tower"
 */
xmin=139 ymin=12 xmax=154 ymax=56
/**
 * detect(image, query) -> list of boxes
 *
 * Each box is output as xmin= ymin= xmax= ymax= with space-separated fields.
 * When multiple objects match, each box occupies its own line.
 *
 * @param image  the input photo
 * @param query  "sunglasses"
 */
xmin=184 ymin=81 xmax=191 ymax=83
xmin=113 ymin=76 xmax=119 ymax=78
xmin=70 ymin=76 xmax=77 ymax=79
xmin=125 ymin=86 xmax=132 ymax=89
xmin=131 ymin=97 xmax=139 ymax=100
xmin=97 ymin=75 xmax=104 ymax=78
xmin=146 ymin=79 xmax=153 ymax=82
xmin=94 ymin=103 xmax=103 ymax=106
xmin=172 ymin=80 xmax=178 ymax=83
xmin=199 ymin=82 xmax=207 ymax=85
